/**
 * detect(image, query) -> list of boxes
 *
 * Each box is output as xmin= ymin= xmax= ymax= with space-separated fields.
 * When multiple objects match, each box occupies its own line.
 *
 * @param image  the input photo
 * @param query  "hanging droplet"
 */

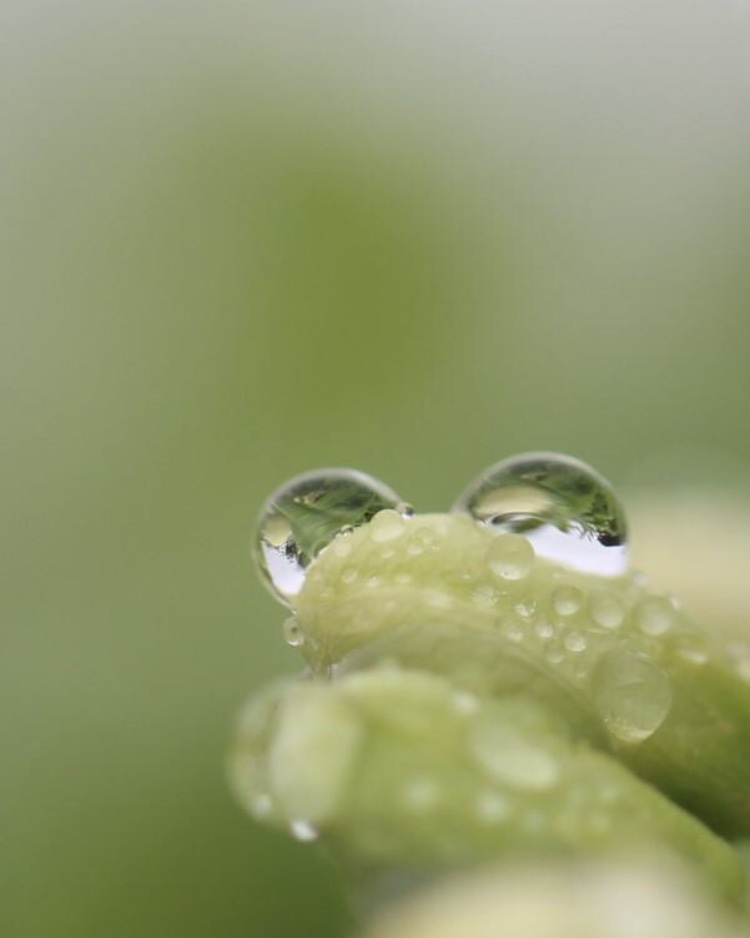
xmin=283 ymin=617 xmax=304 ymax=647
xmin=254 ymin=468 xmax=406 ymax=604
xmin=592 ymin=649 xmax=672 ymax=743
xmin=453 ymin=452 xmax=628 ymax=576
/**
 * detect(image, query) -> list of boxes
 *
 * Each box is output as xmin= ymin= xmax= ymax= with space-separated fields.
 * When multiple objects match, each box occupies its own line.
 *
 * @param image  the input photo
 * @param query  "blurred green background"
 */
xmin=3 ymin=3 xmax=750 ymax=936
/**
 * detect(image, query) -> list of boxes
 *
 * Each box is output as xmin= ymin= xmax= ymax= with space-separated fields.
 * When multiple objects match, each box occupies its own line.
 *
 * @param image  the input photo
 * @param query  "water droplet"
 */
xmin=369 ymin=508 xmax=407 ymax=542
xmin=729 ymin=643 xmax=750 ymax=683
xmin=635 ymin=596 xmax=673 ymax=636
xmin=341 ymin=566 xmax=358 ymax=584
xmin=589 ymin=590 xmax=624 ymax=630
xmin=592 ymin=649 xmax=672 ymax=743
xmin=470 ymin=723 xmax=560 ymax=792
xmin=283 ymin=617 xmax=304 ymax=647
xmin=454 ymin=453 xmax=628 ymax=576
xmin=406 ymin=528 xmax=436 ymax=556
xmin=395 ymin=572 xmax=413 ymax=586
xmin=453 ymin=691 xmax=480 ymax=715
xmin=427 ymin=590 xmax=453 ymax=609
xmin=673 ymin=632 xmax=708 ymax=666
xmin=515 ymin=598 xmax=537 ymax=618
xmin=502 ymin=620 xmax=526 ymax=643
xmin=254 ymin=469 xmax=405 ymax=604
xmin=486 ymin=534 xmax=535 ymax=581
xmin=471 ymin=585 xmax=498 ymax=608
xmin=401 ymin=777 xmax=442 ymax=813
xmin=563 ymin=630 xmax=587 ymax=653
xmin=475 ymin=791 xmax=511 ymax=824
xmin=535 ymin=620 xmax=554 ymax=640
xmin=553 ymin=585 xmax=582 ymax=616
xmin=250 ymin=793 xmax=273 ymax=819
xmin=290 ymin=819 xmax=319 ymax=842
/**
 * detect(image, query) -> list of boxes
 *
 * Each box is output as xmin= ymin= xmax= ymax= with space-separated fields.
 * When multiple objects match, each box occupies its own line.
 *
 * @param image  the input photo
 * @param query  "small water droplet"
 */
xmin=592 ymin=649 xmax=672 ymax=743
xmin=369 ymin=508 xmax=407 ymax=542
xmin=502 ymin=620 xmax=526 ymax=643
xmin=427 ymin=590 xmax=453 ymax=609
xmin=254 ymin=469 xmax=405 ymax=605
xmin=283 ymin=617 xmax=304 ymax=647
xmin=365 ymin=575 xmax=381 ymax=589
xmin=563 ymin=630 xmax=587 ymax=653
xmin=553 ymin=585 xmax=582 ymax=616
xmin=589 ymin=590 xmax=624 ymax=630
xmin=475 ymin=791 xmax=511 ymax=824
xmin=341 ymin=566 xmax=358 ymax=584
xmin=729 ymin=644 xmax=750 ymax=683
xmin=635 ymin=597 xmax=674 ymax=636
xmin=401 ymin=777 xmax=442 ymax=813
xmin=673 ymin=632 xmax=709 ymax=666
xmin=471 ymin=585 xmax=498 ymax=608
xmin=515 ymin=598 xmax=537 ymax=618
xmin=453 ymin=691 xmax=480 ymax=715
xmin=250 ymin=793 xmax=273 ymax=819
xmin=470 ymin=723 xmax=560 ymax=791
xmin=486 ymin=534 xmax=535 ymax=581
xmin=290 ymin=819 xmax=319 ymax=842
xmin=395 ymin=572 xmax=413 ymax=586
xmin=535 ymin=620 xmax=555 ymax=640
xmin=406 ymin=528 xmax=437 ymax=556
xmin=454 ymin=453 xmax=628 ymax=576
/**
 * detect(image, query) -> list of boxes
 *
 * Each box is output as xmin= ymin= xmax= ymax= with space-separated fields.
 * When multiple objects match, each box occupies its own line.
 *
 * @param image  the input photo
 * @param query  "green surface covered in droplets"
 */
xmin=231 ymin=510 xmax=750 ymax=904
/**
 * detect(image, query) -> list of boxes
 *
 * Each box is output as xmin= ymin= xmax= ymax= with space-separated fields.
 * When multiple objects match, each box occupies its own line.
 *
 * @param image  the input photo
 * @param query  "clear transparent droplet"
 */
xmin=592 ymin=649 xmax=672 ymax=743
xmin=254 ymin=468 xmax=405 ymax=604
xmin=635 ymin=596 xmax=674 ymax=637
xmin=589 ymin=590 xmax=625 ymax=630
xmin=454 ymin=452 xmax=628 ymax=576
xmin=283 ymin=617 xmax=304 ymax=647
xmin=553 ymin=585 xmax=583 ymax=616
xmin=563 ymin=629 xmax=587 ymax=653
xmin=486 ymin=533 xmax=535 ymax=581
xmin=470 ymin=722 xmax=560 ymax=792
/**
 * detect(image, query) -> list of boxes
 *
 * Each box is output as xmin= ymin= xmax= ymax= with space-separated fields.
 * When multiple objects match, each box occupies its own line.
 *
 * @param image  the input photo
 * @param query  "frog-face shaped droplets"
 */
xmin=254 ymin=454 xmax=629 ymax=608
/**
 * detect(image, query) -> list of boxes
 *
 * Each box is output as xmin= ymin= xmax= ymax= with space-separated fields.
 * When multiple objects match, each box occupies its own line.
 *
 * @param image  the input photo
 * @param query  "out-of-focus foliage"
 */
xmin=3 ymin=3 xmax=750 ymax=936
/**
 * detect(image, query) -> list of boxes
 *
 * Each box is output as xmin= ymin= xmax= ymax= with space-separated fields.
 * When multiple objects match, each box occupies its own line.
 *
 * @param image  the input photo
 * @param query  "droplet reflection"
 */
xmin=254 ymin=469 xmax=406 ymax=604
xmin=453 ymin=452 xmax=628 ymax=576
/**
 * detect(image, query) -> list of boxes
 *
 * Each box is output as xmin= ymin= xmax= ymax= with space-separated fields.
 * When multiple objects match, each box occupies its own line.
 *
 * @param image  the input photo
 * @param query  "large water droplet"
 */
xmin=592 ymin=649 xmax=672 ymax=743
xmin=254 ymin=469 xmax=405 ymax=604
xmin=453 ymin=453 xmax=628 ymax=576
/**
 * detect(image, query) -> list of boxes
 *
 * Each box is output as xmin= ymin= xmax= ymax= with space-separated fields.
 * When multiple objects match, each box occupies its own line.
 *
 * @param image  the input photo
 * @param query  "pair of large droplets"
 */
xmin=254 ymin=453 xmax=629 ymax=606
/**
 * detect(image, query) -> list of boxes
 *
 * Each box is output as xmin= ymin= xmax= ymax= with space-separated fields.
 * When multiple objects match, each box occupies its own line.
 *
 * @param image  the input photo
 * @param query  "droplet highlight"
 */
xmin=454 ymin=452 xmax=628 ymax=576
xmin=592 ymin=649 xmax=672 ymax=743
xmin=254 ymin=468 xmax=405 ymax=604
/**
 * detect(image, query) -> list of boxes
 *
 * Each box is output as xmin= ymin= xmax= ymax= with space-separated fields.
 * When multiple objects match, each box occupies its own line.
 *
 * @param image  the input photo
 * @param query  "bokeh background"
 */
xmin=3 ymin=2 xmax=750 ymax=936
